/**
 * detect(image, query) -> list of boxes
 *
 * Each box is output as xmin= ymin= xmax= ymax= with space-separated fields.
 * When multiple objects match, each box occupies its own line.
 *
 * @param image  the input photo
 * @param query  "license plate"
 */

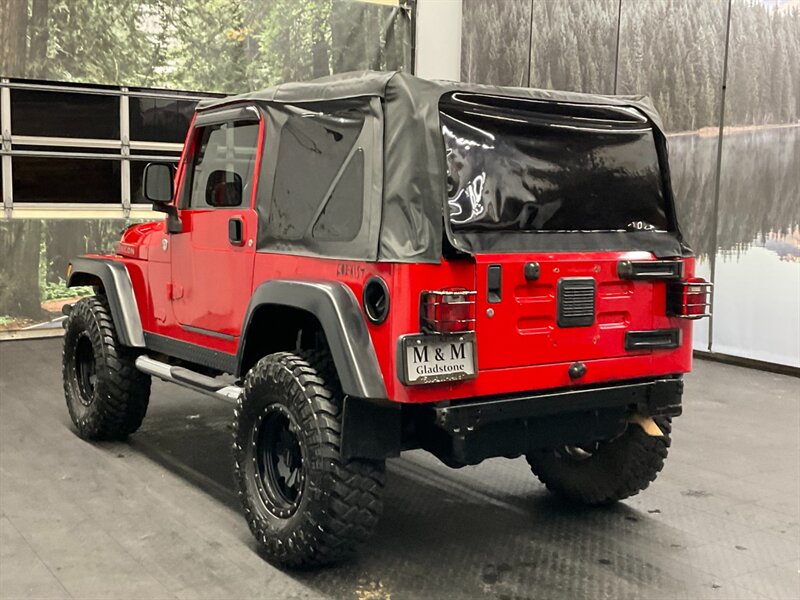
xmin=400 ymin=333 xmax=477 ymax=385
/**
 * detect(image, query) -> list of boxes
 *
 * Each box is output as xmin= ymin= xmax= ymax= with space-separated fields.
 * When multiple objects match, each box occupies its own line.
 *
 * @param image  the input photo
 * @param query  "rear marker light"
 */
xmin=420 ymin=290 xmax=477 ymax=334
xmin=626 ymin=329 xmax=682 ymax=350
xmin=618 ymin=259 xmax=684 ymax=280
xmin=667 ymin=277 xmax=712 ymax=319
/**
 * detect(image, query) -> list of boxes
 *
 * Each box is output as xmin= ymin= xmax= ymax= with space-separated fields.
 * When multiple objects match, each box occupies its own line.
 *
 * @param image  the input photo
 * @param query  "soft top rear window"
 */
xmin=440 ymin=92 xmax=669 ymax=233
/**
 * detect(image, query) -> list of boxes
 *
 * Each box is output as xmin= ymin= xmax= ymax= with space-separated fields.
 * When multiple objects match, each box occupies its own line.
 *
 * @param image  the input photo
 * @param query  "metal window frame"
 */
xmin=121 ymin=87 xmax=131 ymax=216
xmin=4 ymin=80 xmax=210 ymax=101
xmin=1 ymin=79 xmax=12 ymax=218
xmin=0 ymin=79 xmax=219 ymax=219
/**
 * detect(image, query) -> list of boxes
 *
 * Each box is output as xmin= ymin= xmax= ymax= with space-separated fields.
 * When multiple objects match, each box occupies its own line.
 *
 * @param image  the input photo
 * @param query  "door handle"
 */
xmin=228 ymin=217 xmax=244 ymax=246
xmin=487 ymin=264 xmax=502 ymax=303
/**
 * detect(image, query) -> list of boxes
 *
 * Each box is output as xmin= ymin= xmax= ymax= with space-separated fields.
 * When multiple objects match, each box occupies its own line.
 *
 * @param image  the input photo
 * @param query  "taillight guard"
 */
xmin=667 ymin=277 xmax=713 ymax=319
xmin=420 ymin=290 xmax=477 ymax=333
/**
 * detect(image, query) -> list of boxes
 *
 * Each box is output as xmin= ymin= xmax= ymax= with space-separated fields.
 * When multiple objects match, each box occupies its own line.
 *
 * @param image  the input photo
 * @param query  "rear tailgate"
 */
xmin=475 ymin=251 xmax=659 ymax=370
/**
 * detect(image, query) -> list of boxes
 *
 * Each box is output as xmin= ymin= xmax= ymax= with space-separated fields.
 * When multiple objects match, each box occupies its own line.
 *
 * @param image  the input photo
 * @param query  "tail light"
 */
xmin=667 ymin=277 xmax=712 ymax=319
xmin=420 ymin=290 xmax=477 ymax=333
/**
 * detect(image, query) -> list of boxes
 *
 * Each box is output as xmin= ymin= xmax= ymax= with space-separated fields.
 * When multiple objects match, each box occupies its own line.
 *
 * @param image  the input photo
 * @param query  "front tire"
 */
xmin=233 ymin=351 xmax=385 ymax=567
xmin=526 ymin=417 xmax=671 ymax=505
xmin=62 ymin=295 xmax=151 ymax=440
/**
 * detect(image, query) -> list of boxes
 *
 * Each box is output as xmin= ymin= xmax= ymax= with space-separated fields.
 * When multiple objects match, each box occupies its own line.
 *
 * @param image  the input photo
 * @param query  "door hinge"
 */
xmin=167 ymin=282 xmax=184 ymax=301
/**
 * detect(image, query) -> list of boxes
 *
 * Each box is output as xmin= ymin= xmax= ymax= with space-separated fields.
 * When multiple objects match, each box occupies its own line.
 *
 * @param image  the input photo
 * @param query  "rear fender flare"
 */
xmin=237 ymin=280 xmax=387 ymax=400
xmin=67 ymin=257 xmax=145 ymax=348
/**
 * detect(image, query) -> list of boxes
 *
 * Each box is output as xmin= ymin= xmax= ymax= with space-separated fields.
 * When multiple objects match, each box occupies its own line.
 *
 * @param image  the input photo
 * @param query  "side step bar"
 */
xmin=135 ymin=355 xmax=242 ymax=403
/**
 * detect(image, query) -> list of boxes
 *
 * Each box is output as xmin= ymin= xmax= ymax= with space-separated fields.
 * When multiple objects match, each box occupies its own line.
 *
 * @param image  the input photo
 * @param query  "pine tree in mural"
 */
xmin=462 ymin=0 xmax=800 ymax=132
xmin=0 ymin=0 xmax=411 ymax=94
xmin=460 ymin=0 xmax=532 ymax=87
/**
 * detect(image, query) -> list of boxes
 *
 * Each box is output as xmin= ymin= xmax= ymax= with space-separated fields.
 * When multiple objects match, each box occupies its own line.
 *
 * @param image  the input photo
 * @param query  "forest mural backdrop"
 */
xmin=0 ymin=0 xmax=411 ymax=91
xmin=0 ymin=0 xmax=411 ymax=332
xmin=462 ymin=0 xmax=799 ymax=367
xmin=1 ymin=0 xmax=797 ymax=366
xmin=462 ymin=0 xmax=799 ymax=129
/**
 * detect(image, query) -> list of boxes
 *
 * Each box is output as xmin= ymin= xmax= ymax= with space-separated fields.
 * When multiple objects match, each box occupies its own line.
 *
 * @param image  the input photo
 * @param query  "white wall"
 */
xmin=414 ymin=0 xmax=462 ymax=80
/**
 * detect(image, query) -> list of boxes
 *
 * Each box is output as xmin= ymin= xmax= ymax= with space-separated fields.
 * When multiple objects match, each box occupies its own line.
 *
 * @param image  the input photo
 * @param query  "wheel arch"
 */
xmin=67 ymin=257 xmax=145 ymax=348
xmin=237 ymin=280 xmax=387 ymax=401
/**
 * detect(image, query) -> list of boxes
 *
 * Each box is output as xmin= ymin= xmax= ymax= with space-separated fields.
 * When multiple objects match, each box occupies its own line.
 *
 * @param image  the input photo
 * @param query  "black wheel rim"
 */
xmin=74 ymin=334 xmax=97 ymax=406
xmin=251 ymin=405 xmax=305 ymax=518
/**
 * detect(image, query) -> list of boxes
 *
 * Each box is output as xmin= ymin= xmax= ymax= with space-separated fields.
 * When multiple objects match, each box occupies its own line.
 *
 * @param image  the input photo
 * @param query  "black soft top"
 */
xmin=197 ymin=71 xmax=685 ymax=262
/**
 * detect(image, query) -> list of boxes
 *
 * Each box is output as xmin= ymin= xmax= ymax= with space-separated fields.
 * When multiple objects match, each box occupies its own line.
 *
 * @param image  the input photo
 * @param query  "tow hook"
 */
xmin=628 ymin=414 xmax=664 ymax=437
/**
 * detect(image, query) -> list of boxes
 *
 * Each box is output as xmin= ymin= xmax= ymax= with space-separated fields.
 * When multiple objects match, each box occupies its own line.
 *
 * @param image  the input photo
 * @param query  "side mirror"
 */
xmin=143 ymin=162 xmax=182 ymax=233
xmin=143 ymin=162 xmax=174 ymax=204
xmin=205 ymin=170 xmax=243 ymax=207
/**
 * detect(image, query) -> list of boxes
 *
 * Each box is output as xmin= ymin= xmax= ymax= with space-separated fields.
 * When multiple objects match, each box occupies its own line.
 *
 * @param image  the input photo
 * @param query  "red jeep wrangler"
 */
xmin=62 ymin=71 xmax=710 ymax=567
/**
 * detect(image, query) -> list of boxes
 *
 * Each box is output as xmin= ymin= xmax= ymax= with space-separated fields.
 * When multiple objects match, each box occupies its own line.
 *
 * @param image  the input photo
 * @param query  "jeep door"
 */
xmin=169 ymin=108 xmax=263 ymax=339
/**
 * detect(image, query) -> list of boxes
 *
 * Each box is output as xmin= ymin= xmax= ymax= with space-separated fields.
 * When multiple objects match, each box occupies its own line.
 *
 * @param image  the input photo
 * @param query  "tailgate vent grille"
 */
xmin=557 ymin=278 xmax=596 ymax=327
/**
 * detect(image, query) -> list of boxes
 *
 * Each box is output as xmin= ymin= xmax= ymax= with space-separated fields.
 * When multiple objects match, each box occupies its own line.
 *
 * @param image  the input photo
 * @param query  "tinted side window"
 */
xmin=185 ymin=120 xmax=259 ymax=209
xmin=312 ymin=150 xmax=364 ymax=241
xmin=268 ymin=107 xmax=365 ymax=240
xmin=129 ymin=97 xmax=197 ymax=143
xmin=13 ymin=157 xmax=121 ymax=203
xmin=11 ymin=89 xmax=119 ymax=139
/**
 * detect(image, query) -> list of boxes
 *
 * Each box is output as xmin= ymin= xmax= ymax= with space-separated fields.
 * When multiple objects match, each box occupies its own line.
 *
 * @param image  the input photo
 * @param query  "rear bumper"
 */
xmin=409 ymin=377 xmax=683 ymax=466
xmin=341 ymin=377 xmax=682 ymax=464
xmin=433 ymin=378 xmax=683 ymax=435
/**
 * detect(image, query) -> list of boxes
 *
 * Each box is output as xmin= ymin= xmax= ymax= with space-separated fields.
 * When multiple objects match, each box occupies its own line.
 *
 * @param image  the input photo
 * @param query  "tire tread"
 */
xmin=62 ymin=295 xmax=150 ymax=440
xmin=232 ymin=350 xmax=384 ymax=567
xmin=527 ymin=417 xmax=672 ymax=505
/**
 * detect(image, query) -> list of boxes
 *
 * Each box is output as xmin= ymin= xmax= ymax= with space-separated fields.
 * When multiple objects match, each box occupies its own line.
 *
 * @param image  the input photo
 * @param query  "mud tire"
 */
xmin=62 ymin=295 xmax=150 ymax=440
xmin=526 ymin=417 xmax=672 ymax=505
xmin=233 ymin=350 xmax=385 ymax=567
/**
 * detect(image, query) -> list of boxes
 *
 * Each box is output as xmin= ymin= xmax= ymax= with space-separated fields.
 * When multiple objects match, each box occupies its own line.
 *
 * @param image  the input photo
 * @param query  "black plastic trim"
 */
xmin=144 ymin=332 xmax=238 ymax=374
xmin=180 ymin=324 xmax=236 ymax=341
xmin=362 ymin=276 xmax=390 ymax=324
xmin=523 ymin=262 xmax=540 ymax=281
xmin=617 ymin=259 xmax=684 ymax=280
xmin=625 ymin=329 xmax=682 ymax=351
xmin=228 ymin=217 xmax=244 ymax=246
xmin=67 ymin=257 xmax=145 ymax=347
xmin=341 ymin=396 xmax=401 ymax=461
xmin=487 ymin=264 xmax=502 ymax=303
xmin=194 ymin=104 xmax=260 ymax=125
xmin=557 ymin=277 xmax=596 ymax=328
xmin=238 ymin=280 xmax=387 ymax=399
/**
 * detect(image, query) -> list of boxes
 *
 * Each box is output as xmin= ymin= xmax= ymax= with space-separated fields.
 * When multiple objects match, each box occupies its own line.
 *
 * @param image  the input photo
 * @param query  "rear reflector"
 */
xmin=618 ymin=259 xmax=684 ymax=280
xmin=667 ymin=277 xmax=712 ymax=319
xmin=625 ymin=329 xmax=682 ymax=351
xmin=421 ymin=290 xmax=477 ymax=334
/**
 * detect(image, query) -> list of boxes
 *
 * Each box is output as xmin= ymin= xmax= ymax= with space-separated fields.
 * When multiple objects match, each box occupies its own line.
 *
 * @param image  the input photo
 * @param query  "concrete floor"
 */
xmin=0 ymin=339 xmax=798 ymax=600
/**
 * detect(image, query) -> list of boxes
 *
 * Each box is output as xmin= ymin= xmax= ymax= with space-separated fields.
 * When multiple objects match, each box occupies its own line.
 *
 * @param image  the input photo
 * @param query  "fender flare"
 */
xmin=67 ymin=257 xmax=145 ymax=348
xmin=237 ymin=280 xmax=388 ymax=400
